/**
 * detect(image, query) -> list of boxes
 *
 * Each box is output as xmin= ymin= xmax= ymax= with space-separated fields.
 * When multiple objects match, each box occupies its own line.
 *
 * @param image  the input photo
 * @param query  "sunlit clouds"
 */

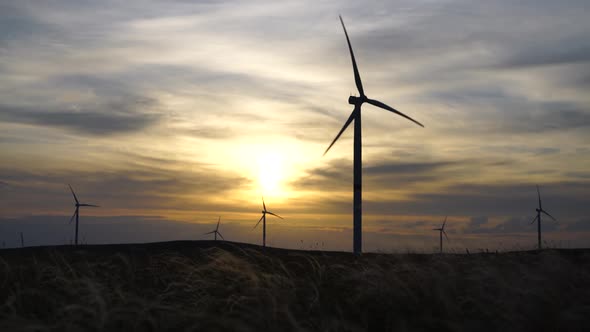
xmin=1 ymin=0 xmax=590 ymax=251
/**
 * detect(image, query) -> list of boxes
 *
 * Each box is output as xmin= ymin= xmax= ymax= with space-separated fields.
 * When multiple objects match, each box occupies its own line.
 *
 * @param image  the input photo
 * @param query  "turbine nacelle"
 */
xmin=348 ymin=95 xmax=365 ymax=105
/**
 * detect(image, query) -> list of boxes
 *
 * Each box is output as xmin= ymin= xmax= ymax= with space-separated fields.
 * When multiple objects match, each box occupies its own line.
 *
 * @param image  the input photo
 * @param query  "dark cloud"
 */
xmin=365 ymin=161 xmax=455 ymax=175
xmin=0 ymin=100 xmax=161 ymax=135
xmin=305 ymin=180 xmax=590 ymax=220
xmin=565 ymin=172 xmax=590 ymax=180
xmin=184 ymin=126 xmax=238 ymax=140
xmin=420 ymin=85 xmax=590 ymax=134
xmin=361 ymin=182 xmax=590 ymax=219
xmin=461 ymin=215 xmax=560 ymax=235
xmin=466 ymin=216 xmax=488 ymax=232
xmin=564 ymin=219 xmax=590 ymax=232
xmin=496 ymin=37 xmax=590 ymax=68
xmin=0 ymin=163 xmax=249 ymax=214
xmin=294 ymin=159 xmax=455 ymax=192
xmin=293 ymin=159 xmax=590 ymax=219
xmin=0 ymin=3 xmax=59 ymax=44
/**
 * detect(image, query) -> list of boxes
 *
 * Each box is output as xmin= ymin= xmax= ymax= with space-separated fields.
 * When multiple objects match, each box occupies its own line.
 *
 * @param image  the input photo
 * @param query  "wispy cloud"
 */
xmin=0 ymin=100 xmax=160 ymax=135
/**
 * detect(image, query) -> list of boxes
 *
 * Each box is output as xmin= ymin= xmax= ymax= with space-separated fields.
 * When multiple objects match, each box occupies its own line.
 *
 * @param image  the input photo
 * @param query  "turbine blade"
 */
xmin=339 ymin=15 xmax=364 ymax=96
xmin=79 ymin=204 xmax=99 ymax=207
xmin=366 ymin=98 xmax=424 ymax=127
xmin=262 ymin=196 xmax=267 ymax=212
xmin=266 ymin=211 xmax=284 ymax=219
xmin=216 ymin=216 xmax=221 ymax=231
xmin=530 ymin=215 xmax=539 ymax=224
xmin=324 ymin=108 xmax=358 ymax=156
xmin=68 ymin=209 xmax=77 ymax=224
xmin=442 ymin=216 xmax=447 ymax=229
xmin=432 ymin=228 xmax=441 ymax=231
xmin=253 ymin=215 xmax=264 ymax=229
xmin=68 ymin=184 xmax=79 ymax=204
xmin=537 ymin=185 xmax=542 ymax=208
xmin=541 ymin=210 xmax=557 ymax=221
xmin=203 ymin=231 xmax=215 ymax=235
xmin=443 ymin=230 xmax=450 ymax=241
xmin=217 ymin=232 xmax=225 ymax=241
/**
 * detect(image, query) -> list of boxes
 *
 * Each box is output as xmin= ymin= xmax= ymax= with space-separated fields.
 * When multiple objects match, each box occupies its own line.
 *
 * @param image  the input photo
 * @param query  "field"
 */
xmin=1 ymin=241 xmax=589 ymax=332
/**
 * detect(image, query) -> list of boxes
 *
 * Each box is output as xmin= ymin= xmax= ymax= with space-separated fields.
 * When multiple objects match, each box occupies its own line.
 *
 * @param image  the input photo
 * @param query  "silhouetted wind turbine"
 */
xmin=433 ymin=216 xmax=449 ymax=254
xmin=530 ymin=185 xmax=556 ymax=249
xmin=204 ymin=216 xmax=224 ymax=241
xmin=324 ymin=16 xmax=424 ymax=255
xmin=68 ymin=184 xmax=99 ymax=246
xmin=253 ymin=197 xmax=283 ymax=247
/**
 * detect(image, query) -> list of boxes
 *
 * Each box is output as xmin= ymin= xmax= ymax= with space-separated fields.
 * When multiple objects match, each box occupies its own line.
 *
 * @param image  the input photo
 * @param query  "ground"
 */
xmin=1 ymin=241 xmax=589 ymax=331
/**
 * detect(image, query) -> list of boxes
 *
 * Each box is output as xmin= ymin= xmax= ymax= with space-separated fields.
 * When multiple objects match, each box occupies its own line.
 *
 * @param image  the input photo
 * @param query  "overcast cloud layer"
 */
xmin=1 ymin=0 xmax=589 ymax=251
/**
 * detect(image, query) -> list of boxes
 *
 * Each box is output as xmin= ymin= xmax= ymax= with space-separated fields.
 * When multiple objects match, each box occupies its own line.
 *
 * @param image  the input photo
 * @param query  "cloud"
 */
xmin=365 ymin=161 xmax=455 ymax=175
xmin=293 ymin=159 xmax=456 ymax=192
xmin=496 ymin=36 xmax=590 ymax=68
xmin=465 ymin=216 xmax=488 ymax=233
xmin=565 ymin=219 xmax=590 ymax=232
xmin=0 ymin=162 xmax=249 ymax=214
xmin=345 ymin=182 xmax=590 ymax=219
xmin=0 ymin=99 xmax=161 ymax=135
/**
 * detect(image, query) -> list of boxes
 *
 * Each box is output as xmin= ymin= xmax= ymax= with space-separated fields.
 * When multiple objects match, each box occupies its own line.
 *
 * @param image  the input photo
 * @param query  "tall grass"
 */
xmin=1 ymin=243 xmax=589 ymax=331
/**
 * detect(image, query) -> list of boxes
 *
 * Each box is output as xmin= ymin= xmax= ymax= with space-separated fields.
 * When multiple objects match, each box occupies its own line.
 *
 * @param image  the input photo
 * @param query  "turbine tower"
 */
xmin=433 ymin=216 xmax=449 ymax=254
xmin=531 ymin=185 xmax=556 ymax=249
xmin=324 ymin=16 xmax=424 ymax=255
xmin=68 ymin=184 xmax=99 ymax=246
xmin=204 ymin=216 xmax=225 ymax=241
xmin=253 ymin=197 xmax=283 ymax=247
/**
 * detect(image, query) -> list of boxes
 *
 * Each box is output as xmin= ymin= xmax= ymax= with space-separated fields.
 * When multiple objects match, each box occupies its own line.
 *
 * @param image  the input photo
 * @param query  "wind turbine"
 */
xmin=324 ymin=16 xmax=424 ymax=255
xmin=203 ymin=216 xmax=224 ymax=241
xmin=68 ymin=184 xmax=99 ymax=246
xmin=530 ymin=185 xmax=556 ymax=249
xmin=253 ymin=197 xmax=283 ymax=247
xmin=433 ymin=216 xmax=449 ymax=254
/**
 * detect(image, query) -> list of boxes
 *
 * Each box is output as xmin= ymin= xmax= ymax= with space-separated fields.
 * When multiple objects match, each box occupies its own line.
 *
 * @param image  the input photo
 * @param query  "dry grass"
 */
xmin=1 ymin=241 xmax=589 ymax=331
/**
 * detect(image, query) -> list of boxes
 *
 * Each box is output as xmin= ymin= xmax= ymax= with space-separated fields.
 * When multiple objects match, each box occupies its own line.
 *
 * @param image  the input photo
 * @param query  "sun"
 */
xmin=257 ymin=153 xmax=284 ymax=195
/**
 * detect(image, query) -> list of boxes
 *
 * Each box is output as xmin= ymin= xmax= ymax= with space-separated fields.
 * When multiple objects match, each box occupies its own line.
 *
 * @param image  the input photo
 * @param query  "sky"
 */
xmin=1 ymin=0 xmax=589 ymax=252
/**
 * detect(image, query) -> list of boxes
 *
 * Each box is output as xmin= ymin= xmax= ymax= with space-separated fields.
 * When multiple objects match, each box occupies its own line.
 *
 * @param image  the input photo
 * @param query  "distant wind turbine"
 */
xmin=433 ymin=216 xmax=449 ymax=254
xmin=530 ymin=185 xmax=556 ymax=249
xmin=68 ymin=184 xmax=99 ymax=246
xmin=253 ymin=197 xmax=283 ymax=247
xmin=204 ymin=216 xmax=225 ymax=241
xmin=324 ymin=16 xmax=424 ymax=255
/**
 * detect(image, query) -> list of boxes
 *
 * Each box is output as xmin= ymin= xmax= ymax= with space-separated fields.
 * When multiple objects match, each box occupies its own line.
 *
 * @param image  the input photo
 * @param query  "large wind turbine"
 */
xmin=253 ymin=197 xmax=283 ymax=247
xmin=324 ymin=16 xmax=424 ymax=255
xmin=530 ymin=185 xmax=556 ymax=249
xmin=433 ymin=216 xmax=449 ymax=254
xmin=204 ymin=216 xmax=224 ymax=241
xmin=68 ymin=184 xmax=99 ymax=246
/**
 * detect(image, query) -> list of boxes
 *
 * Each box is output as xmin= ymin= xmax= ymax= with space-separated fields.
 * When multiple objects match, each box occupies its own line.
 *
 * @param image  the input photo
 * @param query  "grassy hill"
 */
xmin=1 ymin=241 xmax=589 ymax=331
